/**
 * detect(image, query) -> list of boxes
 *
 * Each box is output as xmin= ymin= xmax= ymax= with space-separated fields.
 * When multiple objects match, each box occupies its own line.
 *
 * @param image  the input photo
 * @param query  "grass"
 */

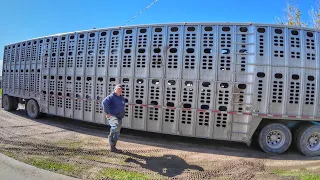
xmin=24 ymin=156 xmax=85 ymax=176
xmin=97 ymin=168 xmax=152 ymax=180
xmin=0 ymin=150 xmax=16 ymax=158
xmin=82 ymin=155 xmax=128 ymax=165
xmin=273 ymin=169 xmax=320 ymax=180
xmin=0 ymin=88 xmax=2 ymax=96
xmin=53 ymin=140 xmax=83 ymax=149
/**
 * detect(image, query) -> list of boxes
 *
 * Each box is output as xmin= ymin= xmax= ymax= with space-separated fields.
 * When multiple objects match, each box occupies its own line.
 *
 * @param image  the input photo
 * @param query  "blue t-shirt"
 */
xmin=102 ymin=93 xmax=126 ymax=119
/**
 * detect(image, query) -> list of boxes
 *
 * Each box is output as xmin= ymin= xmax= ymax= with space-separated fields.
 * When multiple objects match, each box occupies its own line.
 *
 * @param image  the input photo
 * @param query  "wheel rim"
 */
xmin=306 ymin=132 xmax=320 ymax=151
xmin=266 ymin=130 xmax=286 ymax=149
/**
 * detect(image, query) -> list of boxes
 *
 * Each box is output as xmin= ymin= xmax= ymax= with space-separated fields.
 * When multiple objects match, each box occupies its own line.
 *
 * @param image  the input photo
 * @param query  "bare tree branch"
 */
xmin=276 ymin=0 xmax=308 ymax=27
xmin=309 ymin=1 xmax=320 ymax=29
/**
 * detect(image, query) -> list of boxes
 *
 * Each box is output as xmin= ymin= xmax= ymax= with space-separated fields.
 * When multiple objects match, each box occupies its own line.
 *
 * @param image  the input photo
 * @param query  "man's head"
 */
xmin=114 ymin=84 xmax=124 ymax=96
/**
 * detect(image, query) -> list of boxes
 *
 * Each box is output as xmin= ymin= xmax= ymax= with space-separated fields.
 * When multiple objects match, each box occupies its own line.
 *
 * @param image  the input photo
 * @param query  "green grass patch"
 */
xmin=26 ymin=157 xmax=74 ymax=172
xmin=62 ymin=151 xmax=77 ymax=156
xmin=0 ymin=88 xmax=2 ymax=96
xmin=82 ymin=155 xmax=127 ymax=165
xmin=98 ymin=168 xmax=152 ymax=180
xmin=273 ymin=169 xmax=320 ymax=180
xmin=53 ymin=140 xmax=83 ymax=149
xmin=82 ymin=155 xmax=101 ymax=161
xmin=0 ymin=150 xmax=16 ymax=158
xmin=25 ymin=157 xmax=84 ymax=175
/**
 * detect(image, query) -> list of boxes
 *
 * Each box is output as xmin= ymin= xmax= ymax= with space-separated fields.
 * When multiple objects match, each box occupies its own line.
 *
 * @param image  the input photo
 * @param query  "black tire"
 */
xmin=259 ymin=123 xmax=292 ymax=154
xmin=293 ymin=123 xmax=308 ymax=151
xmin=26 ymin=99 xmax=40 ymax=119
xmin=295 ymin=124 xmax=320 ymax=156
xmin=3 ymin=95 xmax=14 ymax=111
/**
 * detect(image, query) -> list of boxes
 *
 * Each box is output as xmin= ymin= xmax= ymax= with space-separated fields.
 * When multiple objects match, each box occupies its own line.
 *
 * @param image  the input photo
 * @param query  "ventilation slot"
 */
xmin=305 ymin=77 xmax=315 ymax=105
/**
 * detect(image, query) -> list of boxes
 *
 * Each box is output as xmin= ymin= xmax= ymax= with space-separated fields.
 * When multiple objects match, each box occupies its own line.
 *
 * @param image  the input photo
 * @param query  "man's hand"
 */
xmin=106 ymin=114 xmax=111 ymax=118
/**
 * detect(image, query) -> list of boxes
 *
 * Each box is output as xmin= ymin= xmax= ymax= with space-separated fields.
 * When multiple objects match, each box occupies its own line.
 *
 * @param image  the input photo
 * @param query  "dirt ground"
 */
xmin=1 ymin=109 xmax=320 ymax=180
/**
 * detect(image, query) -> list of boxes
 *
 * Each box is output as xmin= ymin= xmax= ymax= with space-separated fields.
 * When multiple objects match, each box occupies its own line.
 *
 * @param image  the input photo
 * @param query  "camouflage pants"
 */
xmin=108 ymin=116 xmax=122 ymax=146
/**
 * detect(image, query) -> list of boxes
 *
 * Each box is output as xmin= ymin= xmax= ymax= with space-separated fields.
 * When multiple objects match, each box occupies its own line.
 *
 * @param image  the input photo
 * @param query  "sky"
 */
xmin=0 ymin=0 xmax=318 ymax=75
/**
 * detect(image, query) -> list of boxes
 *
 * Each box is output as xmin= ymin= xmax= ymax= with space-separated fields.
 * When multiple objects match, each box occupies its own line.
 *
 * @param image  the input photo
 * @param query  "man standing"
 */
xmin=102 ymin=84 xmax=126 ymax=153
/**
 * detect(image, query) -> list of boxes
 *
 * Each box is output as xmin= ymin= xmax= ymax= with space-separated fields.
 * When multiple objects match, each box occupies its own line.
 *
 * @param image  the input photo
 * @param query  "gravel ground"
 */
xmin=0 ymin=108 xmax=320 ymax=180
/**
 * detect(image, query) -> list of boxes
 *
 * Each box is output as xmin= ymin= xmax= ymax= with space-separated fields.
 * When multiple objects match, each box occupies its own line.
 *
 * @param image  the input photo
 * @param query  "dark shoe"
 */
xmin=110 ymin=145 xmax=122 ymax=153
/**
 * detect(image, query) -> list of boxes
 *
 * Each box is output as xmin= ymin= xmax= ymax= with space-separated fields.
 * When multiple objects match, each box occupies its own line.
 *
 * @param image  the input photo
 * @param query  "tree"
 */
xmin=276 ymin=0 xmax=308 ymax=27
xmin=309 ymin=2 xmax=320 ymax=29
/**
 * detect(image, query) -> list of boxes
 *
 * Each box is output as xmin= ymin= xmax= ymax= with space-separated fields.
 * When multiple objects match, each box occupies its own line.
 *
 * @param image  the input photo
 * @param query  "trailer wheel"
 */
xmin=3 ymin=95 xmax=14 ymax=111
xmin=259 ymin=123 xmax=292 ymax=154
xmin=26 ymin=99 xmax=40 ymax=119
xmin=295 ymin=124 xmax=320 ymax=156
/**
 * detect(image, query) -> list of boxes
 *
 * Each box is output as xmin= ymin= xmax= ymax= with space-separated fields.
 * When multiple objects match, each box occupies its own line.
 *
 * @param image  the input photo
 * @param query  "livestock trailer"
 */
xmin=2 ymin=22 xmax=320 ymax=156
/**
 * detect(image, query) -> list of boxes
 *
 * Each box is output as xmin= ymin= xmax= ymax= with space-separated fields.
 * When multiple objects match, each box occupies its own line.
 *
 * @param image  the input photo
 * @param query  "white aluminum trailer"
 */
xmin=2 ymin=22 xmax=320 ymax=156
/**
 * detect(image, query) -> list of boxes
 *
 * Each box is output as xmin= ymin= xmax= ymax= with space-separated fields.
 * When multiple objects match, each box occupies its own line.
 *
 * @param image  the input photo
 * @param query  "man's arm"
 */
xmin=102 ymin=95 xmax=112 ymax=115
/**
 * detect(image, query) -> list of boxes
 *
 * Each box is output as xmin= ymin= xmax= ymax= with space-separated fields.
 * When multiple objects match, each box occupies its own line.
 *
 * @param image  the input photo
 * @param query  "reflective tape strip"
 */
xmin=272 ymin=114 xmax=283 ymax=117
xmin=166 ymin=106 xmax=176 ymax=110
xmin=147 ymin=105 xmax=162 ymax=109
xmin=182 ymin=108 xmax=192 ymax=111
xmin=197 ymin=109 xmax=208 ymax=112
xmin=243 ymin=112 xmax=252 ymax=116
xmin=32 ymin=93 xmax=320 ymax=120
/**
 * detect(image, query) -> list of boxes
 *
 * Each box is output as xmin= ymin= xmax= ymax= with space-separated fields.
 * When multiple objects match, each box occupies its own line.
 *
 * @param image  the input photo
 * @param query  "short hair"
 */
xmin=114 ymin=84 xmax=124 ymax=91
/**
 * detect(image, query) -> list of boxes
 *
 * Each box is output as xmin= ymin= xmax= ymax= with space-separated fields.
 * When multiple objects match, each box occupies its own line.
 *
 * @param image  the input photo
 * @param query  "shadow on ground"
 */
xmin=122 ymin=151 xmax=204 ymax=178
